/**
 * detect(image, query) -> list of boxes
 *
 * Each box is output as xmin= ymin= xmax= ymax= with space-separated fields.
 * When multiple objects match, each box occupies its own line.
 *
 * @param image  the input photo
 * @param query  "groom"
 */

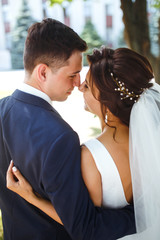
xmin=0 ymin=18 xmax=135 ymax=240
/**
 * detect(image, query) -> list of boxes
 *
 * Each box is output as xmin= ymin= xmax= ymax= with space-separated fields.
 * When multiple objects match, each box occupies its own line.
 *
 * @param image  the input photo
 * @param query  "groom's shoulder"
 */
xmin=49 ymin=113 xmax=78 ymax=140
xmin=0 ymin=95 xmax=15 ymax=116
xmin=38 ymin=107 xmax=78 ymax=142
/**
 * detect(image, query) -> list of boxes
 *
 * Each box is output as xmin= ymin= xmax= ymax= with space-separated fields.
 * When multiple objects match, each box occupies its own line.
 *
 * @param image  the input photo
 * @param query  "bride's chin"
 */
xmin=84 ymin=105 xmax=89 ymax=112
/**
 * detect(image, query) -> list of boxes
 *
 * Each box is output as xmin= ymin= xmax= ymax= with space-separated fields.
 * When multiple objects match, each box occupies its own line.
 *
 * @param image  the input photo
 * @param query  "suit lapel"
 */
xmin=12 ymin=89 xmax=61 ymax=116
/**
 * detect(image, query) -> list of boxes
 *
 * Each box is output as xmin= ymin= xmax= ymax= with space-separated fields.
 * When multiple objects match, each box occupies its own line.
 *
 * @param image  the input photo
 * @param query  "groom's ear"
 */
xmin=36 ymin=64 xmax=48 ymax=83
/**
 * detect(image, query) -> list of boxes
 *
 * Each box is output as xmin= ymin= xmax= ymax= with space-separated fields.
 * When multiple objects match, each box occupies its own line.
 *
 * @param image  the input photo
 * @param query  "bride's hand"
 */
xmin=6 ymin=161 xmax=63 ymax=224
xmin=6 ymin=160 xmax=35 ymax=203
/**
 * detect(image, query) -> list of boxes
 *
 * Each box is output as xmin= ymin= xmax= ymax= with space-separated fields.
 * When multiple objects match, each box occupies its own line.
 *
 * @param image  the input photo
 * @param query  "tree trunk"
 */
xmin=120 ymin=0 xmax=160 ymax=83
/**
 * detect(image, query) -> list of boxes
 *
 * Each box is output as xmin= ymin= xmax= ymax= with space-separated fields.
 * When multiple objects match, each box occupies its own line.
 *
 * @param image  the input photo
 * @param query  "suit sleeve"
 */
xmin=42 ymin=131 xmax=135 ymax=240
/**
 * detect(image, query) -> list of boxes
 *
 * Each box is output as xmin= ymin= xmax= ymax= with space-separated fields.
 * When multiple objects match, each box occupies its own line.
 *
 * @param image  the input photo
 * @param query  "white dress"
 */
xmin=83 ymin=138 xmax=129 ymax=209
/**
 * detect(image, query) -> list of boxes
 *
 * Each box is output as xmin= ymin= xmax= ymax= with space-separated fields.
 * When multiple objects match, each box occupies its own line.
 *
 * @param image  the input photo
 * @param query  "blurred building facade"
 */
xmin=0 ymin=0 xmax=124 ymax=70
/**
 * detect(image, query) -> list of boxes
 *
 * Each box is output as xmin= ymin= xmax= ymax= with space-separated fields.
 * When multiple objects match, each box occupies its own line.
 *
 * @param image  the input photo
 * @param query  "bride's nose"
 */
xmin=78 ymin=81 xmax=85 ymax=92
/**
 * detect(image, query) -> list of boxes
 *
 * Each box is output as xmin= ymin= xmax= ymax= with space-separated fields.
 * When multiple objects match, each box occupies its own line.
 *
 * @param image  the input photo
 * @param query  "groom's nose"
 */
xmin=73 ymin=74 xmax=80 ymax=87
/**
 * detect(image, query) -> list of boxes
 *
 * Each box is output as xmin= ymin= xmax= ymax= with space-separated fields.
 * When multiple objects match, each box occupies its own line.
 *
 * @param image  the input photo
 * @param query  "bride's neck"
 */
xmin=99 ymin=116 xmax=129 ymax=141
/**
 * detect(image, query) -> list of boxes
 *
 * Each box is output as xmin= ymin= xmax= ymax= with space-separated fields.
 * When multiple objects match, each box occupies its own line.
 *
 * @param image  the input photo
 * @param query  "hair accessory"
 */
xmin=110 ymin=72 xmax=140 ymax=102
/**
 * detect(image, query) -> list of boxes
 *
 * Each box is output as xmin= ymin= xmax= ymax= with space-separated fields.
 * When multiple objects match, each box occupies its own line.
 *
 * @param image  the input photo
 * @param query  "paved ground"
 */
xmin=0 ymin=67 xmax=101 ymax=144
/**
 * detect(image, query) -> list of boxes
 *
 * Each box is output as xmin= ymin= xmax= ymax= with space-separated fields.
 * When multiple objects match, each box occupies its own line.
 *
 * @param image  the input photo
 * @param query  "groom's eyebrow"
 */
xmin=72 ymin=70 xmax=80 ymax=74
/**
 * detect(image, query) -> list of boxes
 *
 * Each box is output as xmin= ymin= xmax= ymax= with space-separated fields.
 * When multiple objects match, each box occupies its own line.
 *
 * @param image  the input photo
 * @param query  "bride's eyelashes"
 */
xmin=84 ymin=83 xmax=88 ymax=89
xmin=84 ymin=79 xmax=89 ymax=89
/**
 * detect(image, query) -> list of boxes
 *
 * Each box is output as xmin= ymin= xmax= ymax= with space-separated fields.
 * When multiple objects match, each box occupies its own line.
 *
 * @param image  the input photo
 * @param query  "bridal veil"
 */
xmin=120 ymin=82 xmax=160 ymax=239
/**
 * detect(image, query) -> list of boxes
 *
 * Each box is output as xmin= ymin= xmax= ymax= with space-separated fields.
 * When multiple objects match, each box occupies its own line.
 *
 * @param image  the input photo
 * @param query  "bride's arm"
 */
xmin=81 ymin=145 xmax=102 ymax=207
xmin=6 ymin=161 xmax=62 ymax=225
xmin=6 ymin=147 xmax=102 ymax=223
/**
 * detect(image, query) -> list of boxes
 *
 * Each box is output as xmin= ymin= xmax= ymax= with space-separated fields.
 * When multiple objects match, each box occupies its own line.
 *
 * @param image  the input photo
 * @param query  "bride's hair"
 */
xmin=87 ymin=47 xmax=154 ymax=127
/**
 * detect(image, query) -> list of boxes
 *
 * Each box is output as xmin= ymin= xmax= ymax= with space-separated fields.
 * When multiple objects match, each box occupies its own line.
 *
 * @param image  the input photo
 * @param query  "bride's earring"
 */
xmin=105 ymin=109 xmax=108 ymax=123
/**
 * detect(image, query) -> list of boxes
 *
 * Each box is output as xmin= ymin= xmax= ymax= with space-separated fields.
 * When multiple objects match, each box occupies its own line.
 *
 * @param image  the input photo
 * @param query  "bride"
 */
xmin=7 ymin=47 xmax=160 ymax=239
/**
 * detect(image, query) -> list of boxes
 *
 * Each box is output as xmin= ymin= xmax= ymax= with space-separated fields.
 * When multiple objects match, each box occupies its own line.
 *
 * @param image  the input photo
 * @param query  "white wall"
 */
xmin=0 ymin=50 xmax=11 ymax=70
xmin=112 ymin=0 xmax=124 ymax=47
xmin=69 ymin=0 xmax=85 ymax=34
xmin=0 ymin=0 xmax=124 ymax=70
xmin=8 ymin=0 xmax=44 ymax=29
xmin=0 ymin=2 xmax=11 ymax=70
xmin=47 ymin=3 xmax=64 ymax=22
xmin=0 ymin=2 xmax=6 ymax=50
xmin=29 ymin=0 xmax=43 ymax=21
xmin=92 ymin=0 xmax=106 ymax=41
xmin=8 ymin=0 xmax=21 ymax=29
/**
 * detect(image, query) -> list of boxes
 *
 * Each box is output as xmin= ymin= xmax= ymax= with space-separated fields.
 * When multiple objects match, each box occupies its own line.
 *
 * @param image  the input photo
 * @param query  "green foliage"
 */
xmin=48 ymin=0 xmax=88 ymax=6
xmin=48 ymin=0 xmax=73 ymax=6
xmin=0 ymin=211 xmax=3 ymax=240
xmin=11 ymin=0 xmax=35 ymax=69
xmin=90 ymin=127 xmax=101 ymax=137
xmin=152 ymin=0 xmax=160 ymax=8
xmin=80 ymin=20 xmax=105 ymax=65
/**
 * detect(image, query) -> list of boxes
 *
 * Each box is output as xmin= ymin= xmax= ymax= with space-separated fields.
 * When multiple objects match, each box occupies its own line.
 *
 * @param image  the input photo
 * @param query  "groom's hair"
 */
xmin=23 ymin=18 xmax=87 ymax=74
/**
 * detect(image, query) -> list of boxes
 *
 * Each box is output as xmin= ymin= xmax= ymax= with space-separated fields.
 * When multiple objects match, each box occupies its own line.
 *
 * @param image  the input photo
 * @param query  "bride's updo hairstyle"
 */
xmin=87 ymin=47 xmax=154 ymax=127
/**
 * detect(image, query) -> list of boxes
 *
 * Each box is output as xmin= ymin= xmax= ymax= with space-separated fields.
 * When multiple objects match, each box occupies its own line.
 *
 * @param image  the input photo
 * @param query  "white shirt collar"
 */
xmin=18 ymin=83 xmax=52 ymax=106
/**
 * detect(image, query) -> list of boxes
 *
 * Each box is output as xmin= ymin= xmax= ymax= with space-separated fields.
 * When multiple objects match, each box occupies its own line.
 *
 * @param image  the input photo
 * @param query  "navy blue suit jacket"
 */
xmin=0 ymin=90 xmax=135 ymax=240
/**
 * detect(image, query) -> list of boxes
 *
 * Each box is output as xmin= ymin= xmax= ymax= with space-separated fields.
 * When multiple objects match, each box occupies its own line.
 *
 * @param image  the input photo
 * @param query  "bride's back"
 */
xmin=97 ymin=122 xmax=132 ymax=204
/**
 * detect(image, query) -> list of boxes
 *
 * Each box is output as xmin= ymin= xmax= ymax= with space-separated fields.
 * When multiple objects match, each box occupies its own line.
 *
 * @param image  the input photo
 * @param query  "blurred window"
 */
xmin=64 ymin=16 xmax=70 ymax=27
xmin=4 ymin=22 xmax=10 ymax=33
xmin=106 ymin=15 xmax=112 ymax=28
xmin=2 ymin=0 xmax=8 ymax=5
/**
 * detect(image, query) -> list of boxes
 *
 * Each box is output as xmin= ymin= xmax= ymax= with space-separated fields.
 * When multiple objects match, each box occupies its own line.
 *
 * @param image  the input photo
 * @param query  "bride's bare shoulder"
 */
xmin=80 ymin=144 xmax=102 ymax=206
